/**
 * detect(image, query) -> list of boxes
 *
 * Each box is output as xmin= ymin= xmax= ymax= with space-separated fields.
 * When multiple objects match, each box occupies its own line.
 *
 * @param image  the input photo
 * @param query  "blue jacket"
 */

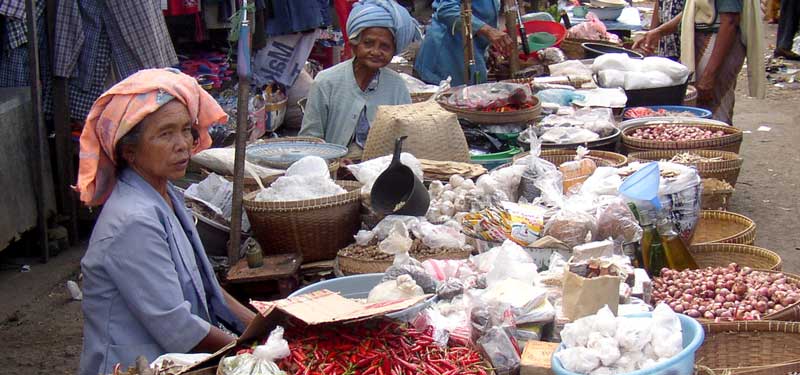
xmin=414 ymin=0 xmax=500 ymax=86
xmin=79 ymin=168 xmax=243 ymax=375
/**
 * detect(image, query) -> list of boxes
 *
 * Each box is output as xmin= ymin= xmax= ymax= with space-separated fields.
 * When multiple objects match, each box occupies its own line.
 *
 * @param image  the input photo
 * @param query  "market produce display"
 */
xmin=669 ymin=152 xmax=726 ymax=163
xmin=445 ymin=82 xmax=538 ymax=112
xmin=554 ymin=304 xmax=685 ymax=374
xmin=623 ymin=107 xmax=699 ymax=119
xmin=652 ymin=263 xmax=800 ymax=321
xmin=628 ymin=125 xmax=726 ymax=141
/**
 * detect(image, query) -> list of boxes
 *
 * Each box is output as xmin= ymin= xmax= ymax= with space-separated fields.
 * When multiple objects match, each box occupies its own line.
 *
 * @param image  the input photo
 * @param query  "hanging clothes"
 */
xmin=164 ymin=0 xmax=200 ymax=16
xmin=261 ymin=0 xmax=331 ymax=36
xmin=51 ymin=0 xmax=179 ymax=121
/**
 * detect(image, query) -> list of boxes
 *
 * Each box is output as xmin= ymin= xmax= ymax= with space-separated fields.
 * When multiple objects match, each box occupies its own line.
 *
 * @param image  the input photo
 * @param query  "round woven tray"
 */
xmin=243 ymin=181 xmax=362 ymax=263
xmin=621 ymin=120 xmax=743 ymax=153
xmin=627 ymin=150 xmax=743 ymax=186
xmin=701 ymin=188 xmax=734 ymax=211
xmin=695 ymin=320 xmax=800 ymax=375
xmin=691 ymin=210 xmax=756 ymax=245
xmin=513 ymin=149 xmax=628 ymax=167
xmin=337 ymin=247 xmax=472 ymax=276
xmin=689 ymin=243 xmax=781 ymax=271
xmin=435 ymin=91 xmax=542 ymax=125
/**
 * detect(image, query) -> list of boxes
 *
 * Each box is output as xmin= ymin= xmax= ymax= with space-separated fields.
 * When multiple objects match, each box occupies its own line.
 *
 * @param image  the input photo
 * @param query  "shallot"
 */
xmin=629 ymin=124 xmax=726 ymax=142
xmin=652 ymin=264 xmax=799 ymax=321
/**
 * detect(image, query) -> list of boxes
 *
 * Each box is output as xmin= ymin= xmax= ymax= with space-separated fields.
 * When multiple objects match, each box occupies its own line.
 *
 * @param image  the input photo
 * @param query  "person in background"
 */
xmin=646 ymin=0 xmax=687 ymax=59
xmin=774 ymin=0 xmax=800 ymax=60
xmin=635 ymin=0 xmax=765 ymax=124
xmin=414 ymin=0 xmax=514 ymax=86
xmin=76 ymin=68 xmax=255 ymax=375
xmin=765 ymin=0 xmax=779 ymax=24
xmin=299 ymin=0 xmax=421 ymax=161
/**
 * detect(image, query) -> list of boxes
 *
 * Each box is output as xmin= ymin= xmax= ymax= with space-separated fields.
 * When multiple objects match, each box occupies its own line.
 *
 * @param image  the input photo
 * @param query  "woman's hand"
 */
xmin=632 ymin=30 xmax=661 ymax=54
xmin=696 ymin=73 xmax=716 ymax=103
xmin=478 ymin=25 xmax=514 ymax=56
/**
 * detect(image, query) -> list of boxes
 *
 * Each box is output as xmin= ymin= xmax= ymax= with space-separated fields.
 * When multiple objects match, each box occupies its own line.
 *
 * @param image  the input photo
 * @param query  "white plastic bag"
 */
xmin=651 ymin=303 xmax=683 ymax=359
xmin=587 ymin=332 xmax=621 ymax=367
xmin=219 ymin=326 xmax=290 ymax=375
xmin=592 ymin=53 xmax=639 ymax=73
xmin=641 ymin=57 xmax=690 ymax=83
xmin=549 ymin=60 xmax=594 ymax=79
xmin=554 ymin=347 xmax=601 ymax=374
xmin=347 ymin=153 xmax=423 ymax=193
xmin=623 ymin=71 xmax=674 ymax=90
xmin=191 ymin=148 xmax=284 ymax=179
xmin=596 ymin=69 xmax=626 ymax=88
xmin=378 ymin=221 xmax=414 ymax=266
xmin=367 ymin=274 xmax=424 ymax=303
xmin=615 ymin=317 xmax=652 ymax=352
xmin=414 ymin=222 xmax=466 ymax=249
xmin=592 ymin=305 xmax=618 ymax=338
xmin=560 ymin=314 xmax=597 ymax=348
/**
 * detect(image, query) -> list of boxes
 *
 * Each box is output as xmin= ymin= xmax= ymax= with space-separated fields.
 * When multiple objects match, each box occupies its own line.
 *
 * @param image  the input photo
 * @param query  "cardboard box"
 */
xmin=521 ymin=340 xmax=560 ymax=375
xmin=179 ymin=290 xmax=430 ymax=374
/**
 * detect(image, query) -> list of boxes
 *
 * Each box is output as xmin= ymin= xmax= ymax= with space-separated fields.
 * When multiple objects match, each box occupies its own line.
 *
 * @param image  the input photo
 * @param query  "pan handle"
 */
xmin=389 ymin=136 xmax=408 ymax=169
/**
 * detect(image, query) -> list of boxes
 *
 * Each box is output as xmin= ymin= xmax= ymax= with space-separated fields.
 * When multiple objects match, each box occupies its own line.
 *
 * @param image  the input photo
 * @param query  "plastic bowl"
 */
xmin=289 ymin=273 xmax=436 ymax=321
xmin=622 ymin=105 xmax=713 ymax=121
xmin=519 ymin=20 xmax=567 ymax=59
xmin=552 ymin=312 xmax=705 ymax=375
xmin=586 ymin=5 xmax=624 ymax=20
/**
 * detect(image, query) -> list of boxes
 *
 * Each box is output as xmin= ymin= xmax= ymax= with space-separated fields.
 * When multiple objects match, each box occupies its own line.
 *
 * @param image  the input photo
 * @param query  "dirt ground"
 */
xmin=0 ymin=18 xmax=798 ymax=375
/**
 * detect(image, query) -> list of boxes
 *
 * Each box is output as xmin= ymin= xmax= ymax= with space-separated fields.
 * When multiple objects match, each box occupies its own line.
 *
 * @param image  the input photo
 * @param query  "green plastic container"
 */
xmin=470 ymin=146 xmax=522 ymax=170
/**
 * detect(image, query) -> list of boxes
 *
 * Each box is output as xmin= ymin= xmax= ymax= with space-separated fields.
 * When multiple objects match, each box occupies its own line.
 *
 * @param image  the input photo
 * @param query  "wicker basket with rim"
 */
xmin=689 ymin=243 xmax=781 ymax=271
xmin=411 ymin=92 xmax=434 ymax=103
xmin=691 ymin=210 xmax=756 ymax=245
xmin=337 ymin=248 xmax=472 ymax=275
xmin=243 ymin=181 xmax=362 ymax=263
xmin=513 ymin=149 xmax=628 ymax=167
xmin=701 ymin=181 xmax=734 ymax=210
xmin=621 ymin=121 xmax=743 ymax=153
xmin=694 ymin=320 xmax=800 ymax=375
xmin=627 ymin=150 xmax=743 ymax=186
xmin=435 ymin=90 xmax=542 ymax=125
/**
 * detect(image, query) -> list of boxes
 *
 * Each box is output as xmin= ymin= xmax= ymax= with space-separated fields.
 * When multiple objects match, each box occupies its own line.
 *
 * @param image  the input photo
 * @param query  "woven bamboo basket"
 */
xmin=337 ymin=248 xmax=472 ymax=275
xmin=701 ymin=188 xmax=734 ymax=210
xmin=622 ymin=122 xmax=743 ymax=154
xmin=695 ymin=321 xmax=800 ymax=375
xmin=689 ymin=243 xmax=781 ymax=271
xmin=690 ymin=210 xmax=756 ymax=245
xmin=627 ymin=150 xmax=743 ymax=186
xmin=513 ymin=149 xmax=628 ymax=167
xmin=435 ymin=91 xmax=542 ymax=125
xmin=243 ymin=181 xmax=362 ymax=263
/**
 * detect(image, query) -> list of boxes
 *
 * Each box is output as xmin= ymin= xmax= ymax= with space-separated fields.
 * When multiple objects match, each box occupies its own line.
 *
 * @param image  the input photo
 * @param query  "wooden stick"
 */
xmin=503 ymin=0 xmax=520 ymax=76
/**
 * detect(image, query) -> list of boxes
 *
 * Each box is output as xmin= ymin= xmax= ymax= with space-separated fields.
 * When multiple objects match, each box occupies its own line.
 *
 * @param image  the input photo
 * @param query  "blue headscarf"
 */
xmin=346 ymin=0 xmax=421 ymax=54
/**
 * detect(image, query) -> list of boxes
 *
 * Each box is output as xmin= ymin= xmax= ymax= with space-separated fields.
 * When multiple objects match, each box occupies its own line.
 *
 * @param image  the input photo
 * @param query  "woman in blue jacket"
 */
xmin=414 ymin=0 xmax=514 ymax=86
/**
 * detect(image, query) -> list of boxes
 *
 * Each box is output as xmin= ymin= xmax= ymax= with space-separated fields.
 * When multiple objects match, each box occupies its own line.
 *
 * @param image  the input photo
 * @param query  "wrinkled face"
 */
xmin=123 ymin=100 xmax=194 ymax=182
xmin=353 ymin=27 xmax=395 ymax=70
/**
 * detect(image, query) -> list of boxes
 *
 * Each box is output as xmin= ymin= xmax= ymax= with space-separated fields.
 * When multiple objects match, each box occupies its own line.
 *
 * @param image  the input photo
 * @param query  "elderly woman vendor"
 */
xmin=299 ymin=0 xmax=421 ymax=159
xmin=75 ymin=68 xmax=256 ymax=375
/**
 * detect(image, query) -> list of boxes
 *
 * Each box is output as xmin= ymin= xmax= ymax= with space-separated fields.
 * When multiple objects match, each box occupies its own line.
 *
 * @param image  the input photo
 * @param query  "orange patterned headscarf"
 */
xmin=75 ymin=68 xmax=228 ymax=206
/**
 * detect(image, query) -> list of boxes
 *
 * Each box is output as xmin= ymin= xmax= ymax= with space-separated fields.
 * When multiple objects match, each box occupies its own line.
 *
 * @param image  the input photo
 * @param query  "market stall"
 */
xmin=102 ymin=1 xmax=791 ymax=374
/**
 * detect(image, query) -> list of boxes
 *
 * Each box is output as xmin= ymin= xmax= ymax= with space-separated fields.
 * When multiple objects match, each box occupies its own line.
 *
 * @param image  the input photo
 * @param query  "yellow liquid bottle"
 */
xmin=658 ymin=219 xmax=699 ymax=271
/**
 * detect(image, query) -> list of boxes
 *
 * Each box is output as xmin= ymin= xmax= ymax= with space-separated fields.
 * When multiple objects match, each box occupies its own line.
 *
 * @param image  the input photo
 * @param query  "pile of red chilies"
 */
xmin=265 ymin=320 xmax=488 ymax=375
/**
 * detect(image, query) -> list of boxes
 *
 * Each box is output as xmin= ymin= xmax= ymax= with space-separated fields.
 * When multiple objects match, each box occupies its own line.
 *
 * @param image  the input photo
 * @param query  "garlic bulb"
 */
xmin=449 ymin=174 xmax=465 ymax=189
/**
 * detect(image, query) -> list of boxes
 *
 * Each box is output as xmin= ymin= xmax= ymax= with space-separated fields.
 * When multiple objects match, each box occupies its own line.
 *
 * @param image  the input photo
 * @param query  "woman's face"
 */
xmin=353 ymin=27 xmax=395 ymax=70
xmin=123 ymin=100 xmax=194 ymax=184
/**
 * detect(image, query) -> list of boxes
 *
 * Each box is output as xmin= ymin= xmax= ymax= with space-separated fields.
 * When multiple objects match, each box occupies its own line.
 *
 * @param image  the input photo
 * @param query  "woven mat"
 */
xmin=362 ymin=101 xmax=470 ymax=162
xmin=420 ymin=159 xmax=487 ymax=181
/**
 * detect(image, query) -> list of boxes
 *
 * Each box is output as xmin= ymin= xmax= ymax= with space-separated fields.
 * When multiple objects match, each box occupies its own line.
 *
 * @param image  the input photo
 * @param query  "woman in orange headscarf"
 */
xmin=76 ymin=68 xmax=255 ymax=375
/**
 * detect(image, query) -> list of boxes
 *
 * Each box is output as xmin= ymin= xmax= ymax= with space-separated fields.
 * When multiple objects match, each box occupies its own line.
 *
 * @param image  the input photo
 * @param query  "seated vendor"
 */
xmin=76 ymin=68 xmax=256 ymax=375
xmin=299 ymin=0 xmax=420 ymax=160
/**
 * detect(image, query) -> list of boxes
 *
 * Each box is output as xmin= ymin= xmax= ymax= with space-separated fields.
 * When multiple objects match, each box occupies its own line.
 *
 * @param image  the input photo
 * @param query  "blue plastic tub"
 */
xmin=289 ymin=273 xmax=435 ymax=321
xmin=622 ymin=105 xmax=713 ymax=121
xmin=552 ymin=312 xmax=705 ymax=375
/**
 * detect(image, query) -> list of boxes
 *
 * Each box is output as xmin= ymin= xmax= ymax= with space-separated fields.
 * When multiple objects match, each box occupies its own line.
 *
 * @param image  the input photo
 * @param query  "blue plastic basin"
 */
xmin=623 ymin=105 xmax=713 ymax=121
xmin=289 ymin=273 xmax=435 ymax=321
xmin=552 ymin=312 xmax=705 ymax=375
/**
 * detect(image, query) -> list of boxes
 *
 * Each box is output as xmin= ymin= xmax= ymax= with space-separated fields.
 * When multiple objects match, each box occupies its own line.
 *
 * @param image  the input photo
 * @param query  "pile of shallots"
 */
xmin=652 ymin=263 xmax=800 ymax=321
xmin=628 ymin=125 xmax=726 ymax=141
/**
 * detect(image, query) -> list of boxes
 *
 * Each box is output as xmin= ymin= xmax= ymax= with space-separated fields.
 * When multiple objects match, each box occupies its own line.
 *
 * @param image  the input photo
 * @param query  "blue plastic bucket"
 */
xmin=289 ymin=273 xmax=435 ymax=320
xmin=552 ymin=312 xmax=705 ymax=375
xmin=622 ymin=105 xmax=713 ymax=121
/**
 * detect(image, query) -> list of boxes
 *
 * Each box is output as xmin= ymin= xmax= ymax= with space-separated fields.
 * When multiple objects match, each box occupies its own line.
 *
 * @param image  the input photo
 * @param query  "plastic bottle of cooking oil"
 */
xmin=657 ymin=217 xmax=699 ymax=271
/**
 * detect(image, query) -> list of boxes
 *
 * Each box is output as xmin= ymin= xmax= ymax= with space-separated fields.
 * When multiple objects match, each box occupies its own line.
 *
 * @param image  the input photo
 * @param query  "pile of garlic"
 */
xmin=554 ymin=304 xmax=684 ymax=375
xmin=426 ymin=166 xmax=527 ymax=224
